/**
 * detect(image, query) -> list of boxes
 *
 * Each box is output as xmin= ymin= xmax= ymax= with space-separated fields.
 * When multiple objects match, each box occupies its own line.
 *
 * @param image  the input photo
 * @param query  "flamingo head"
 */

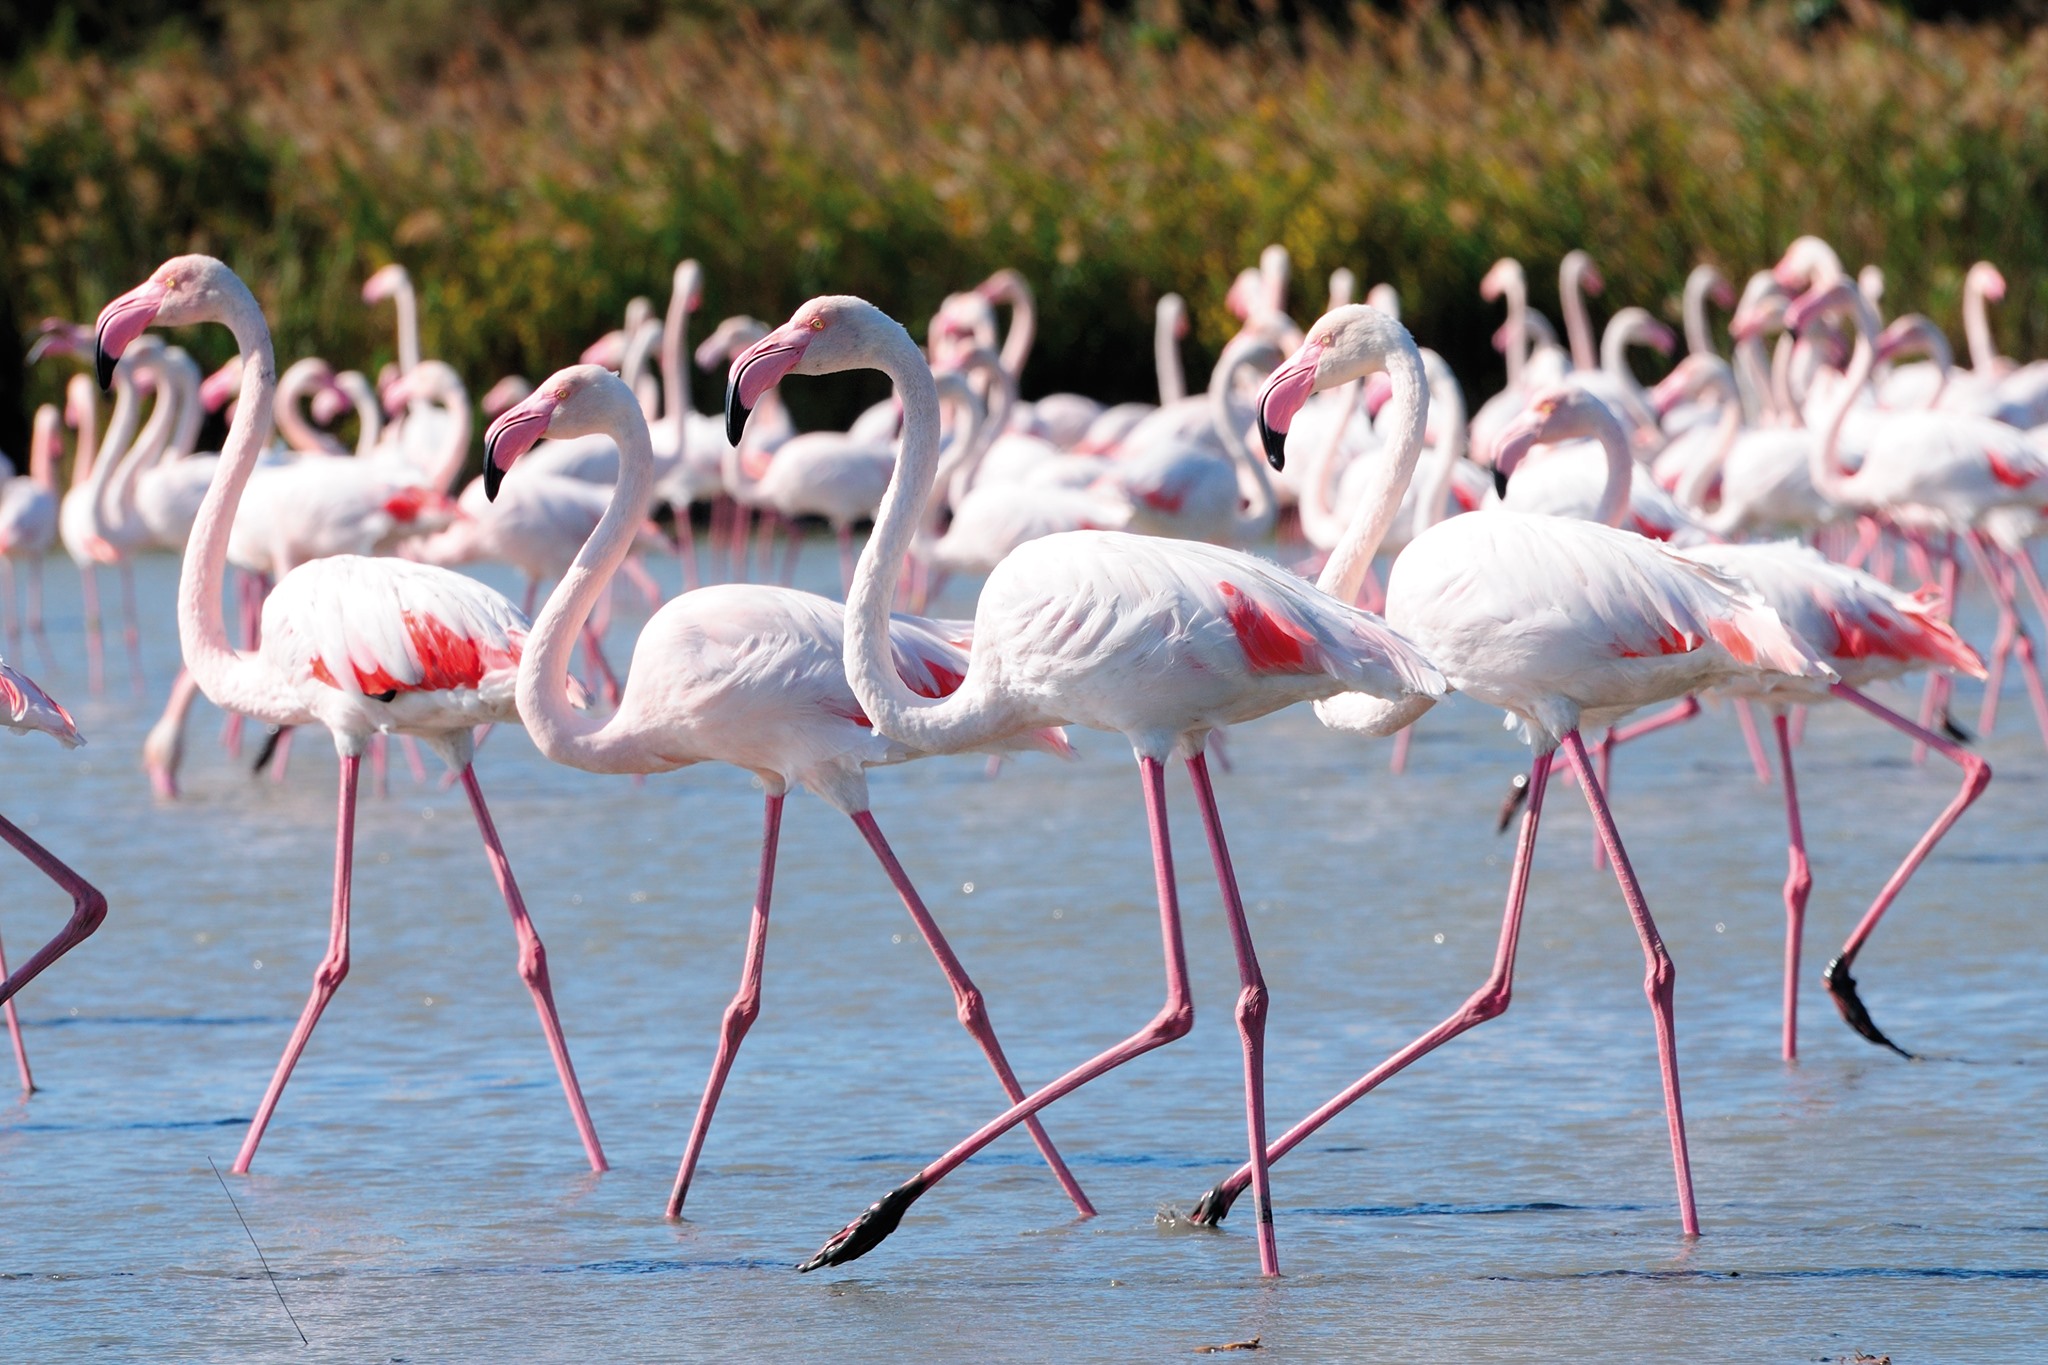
xmin=1224 ymin=267 xmax=1264 ymax=321
xmin=385 ymin=359 xmax=465 ymax=412
xmin=362 ymin=263 xmax=409 ymax=305
xmin=25 ymin=319 xmax=93 ymax=365
xmin=1785 ymin=276 xmax=1860 ymax=334
xmin=974 ymin=268 xmax=1028 ymax=306
xmin=1364 ymin=282 xmax=1400 ymax=321
xmin=1325 ymin=268 xmax=1358 ymax=310
xmin=95 ymin=255 xmax=252 ymax=391
xmin=64 ymin=375 xmax=95 ymax=430
xmin=1252 ymin=303 xmax=1416 ymax=472
xmin=580 ymin=328 xmax=628 ymax=370
xmin=1362 ymin=372 xmax=1396 ymax=418
xmin=1614 ymin=308 xmax=1676 ymax=356
xmin=1772 ymin=236 xmax=1843 ymax=293
xmin=696 ymin=315 xmax=769 ymax=371
xmin=1968 ymin=261 xmax=2007 ymax=303
xmin=1479 ymin=258 xmax=1522 ymax=303
xmin=726 ymin=295 xmax=909 ymax=447
xmin=482 ymin=363 xmax=636 ymax=501
xmin=1157 ymin=292 xmax=1189 ymax=340
xmin=1693 ymin=264 xmax=1736 ymax=310
xmin=1876 ymin=315 xmax=1952 ymax=372
xmin=1563 ymin=250 xmax=1604 ymax=297
xmin=1648 ymin=354 xmax=1732 ymax=415
xmin=1729 ymin=272 xmax=1790 ymax=341
xmin=1491 ymin=388 xmax=1620 ymax=496
xmin=674 ymin=259 xmax=705 ymax=313
xmin=480 ymin=374 xmax=534 ymax=419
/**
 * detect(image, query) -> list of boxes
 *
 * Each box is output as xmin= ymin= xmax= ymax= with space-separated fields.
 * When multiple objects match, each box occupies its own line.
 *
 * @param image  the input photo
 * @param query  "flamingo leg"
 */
xmin=753 ymin=512 xmax=777 ymax=583
xmin=837 ymin=524 xmax=856 ymax=594
xmin=1388 ymin=723 xmax=1413 ymax=775
xmin=1 ymin=558 xmax=17 ymax=656
xmin=460 ymin=766 xmax=608 ymax=1172
xmin=621 ymin=554 xmax=664 ymax=610
xmin=233 ymin=755 xmax=360 ymax=1173
xmin=0 ymin=928 xmax=29 ymax=1095
xmin=1191 ymin=751 xmax=1554 ymax=1228
xmin=850 ymin=808 xmax=1095 ymax=1219
xmin=1912 ymin=545 xmax=1963 ymax=764
xmin=1976 ymin=551 xmax=2017 ymax=737
xmin=1558 ymin=730 xmax=1699 ymax=1237
xmin=779 ymin=518 xmax=803 ymax=587
xmin=369 ymin=733 xmax=391 ymax=799
xmin=580 ymin=626 xmax=622 ymax=707
xmin=1186 ymin=752 xmax=1278 ymax=1276
xmin=796 ymin=754 xmax=1195 ymax=1271
xmin=1962 ymin=534 xmax=2048 ymax=754
xmin=398 ymin=735 xmax=428 ymax=785
xmin=729 ymin=505 xmax=752 ymax=582
xmin=1733 ymin=699 xmax=1772 ymax=785
xmin=269 ymin=726 xmax=294 ymax=784
xmin=117 ymin=559 xmax=143 ymax=698
xmin=675 ymin=509 xmax=701 ymax=593
xmin=669 ymin=793 xmax=783 ymax=1217
xmin=27 ymin=559 xmax=53 ymax=673
xmin=0 ymin=811 xmax=110 ymax=1078
xmin=1772 ymin=712 xmax=1812 ymax=1062
xmin=78 ymin=565 xmax=102 ymax=697
xmin=1844 ymin=516 xmax=1881 ymax=571
xmin=1822 ymin=684 xmax=1993 ymax=1056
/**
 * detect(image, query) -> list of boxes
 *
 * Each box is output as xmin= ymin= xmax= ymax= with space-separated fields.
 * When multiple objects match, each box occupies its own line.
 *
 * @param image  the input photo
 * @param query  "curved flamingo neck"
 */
xmin=1156 ymin=296 xmax=1187 ymax=405
xmin=991 ymin=275 xmax=1035 ymax=382
xmin=1810 ymin=321 xmax=1876 ymax=508
xmin=418 ymin=386 xmax=472 ymax=494
xmin=1963 ymin=271 xmax=2001 ymax=375
xmin=393 ymin=278 xmax=420 ymax=374
xmin=108 ymin=349 xmax=182 ymax=533
xmin=1561 ymin=255 xmax=1598 ymax=372
xmin=1208 ymin=337 xmax=1278 ymax=541
xmin=519 ymin=382 xmax=657 ymax=773
xmin=1588 ymin=408 xmax=1634 ymax=529
xmin=1316 ymin=336 xmax=1429 ymax=606
xmin=1499 ymin=272 xmax=1528 ymax=388
xmin=1683 ymin=269 xmax=1720 ymax=358
xmin=29 ymin=406 xmax=60 ymax=491
xmin=276 ymin=363 xmax=343 ymax=454
xmin=165 ymin=349 xmax=204 ymax=459
xmin=1297 ymin=381 xmax=1360 ymax=551
xmin=181 ymin=282 xmax=293 ymax=722
xmin=1410 ymin=354 xmax=1468 ymax=539
xmin=944 ymin=349 xmax=1011 ymax=508
xmin=662 ymin=262 xmax=701 ymax=444
xmin=1676 ymin=372 xmax=1744 ymax=515
xmin=339 ymin=373 xmax=383 ymax=456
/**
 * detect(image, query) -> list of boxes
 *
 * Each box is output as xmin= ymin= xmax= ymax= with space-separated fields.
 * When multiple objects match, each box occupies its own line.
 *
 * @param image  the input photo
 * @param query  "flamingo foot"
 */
xmin=1495 ymin=772 xmax=1530 ymax=834
xmin=252 ymin=726 xmax=285 ymax=774
xmin=1188 ymin=1180 xmax=1240 ymax=1227
xmin=1939 ymin=712 xmax=1973 ymax=745
xmin=1821 ymin=955 xmax=1912 ymax=1059
xmin=796 ymin=1176 xmax=929 ymax=1272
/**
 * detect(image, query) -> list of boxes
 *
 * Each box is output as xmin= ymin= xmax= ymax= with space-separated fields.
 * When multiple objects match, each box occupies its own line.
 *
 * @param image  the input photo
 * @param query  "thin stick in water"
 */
xmin=206 ymin=1156 xmax=308 ymax=1346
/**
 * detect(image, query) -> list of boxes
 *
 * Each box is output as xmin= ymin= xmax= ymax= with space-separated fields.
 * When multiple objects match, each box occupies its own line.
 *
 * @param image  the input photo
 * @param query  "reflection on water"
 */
xmin=1 ymin=550 xmax=2042 ymax=1360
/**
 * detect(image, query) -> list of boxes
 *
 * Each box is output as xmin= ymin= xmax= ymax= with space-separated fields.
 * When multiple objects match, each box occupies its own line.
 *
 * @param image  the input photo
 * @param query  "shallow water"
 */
xmin=2 ymin=548 xmax=2043 ymax=1362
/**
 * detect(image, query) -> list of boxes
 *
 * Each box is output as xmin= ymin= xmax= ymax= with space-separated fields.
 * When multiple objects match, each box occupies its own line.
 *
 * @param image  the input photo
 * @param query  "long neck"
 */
xmin=29 ymin=408 xmax=57 ymax=490
xmin=85 ymin=364 xmax=147 ymax=511
xmin=1683 ymin=271 xmax=1716 ymax=357
xmin=946 ymin=352 xmax=1011 ymax=507
xmin=1409 ymin=358 xmax=1467 ymax=538
xmin=420 ymin=391 xmax=472 ymax=493
xmin=661 ymin=264 xmax=699 ymax=441
xmin=1155 ymin=300 xmax=1186 ymax=405
xmin=1316 ymin=342 xmax=1428 ymax=606
xmin=181 ymin=292 xmax=290 ymax=718
xmin=1562 ymin=257 xmax=1597 ymax=371
xmin=519 ymin=387 xmax=657 ymax=772
xmin=1734 ymin=331 xmax=1773 ymax=423
xmin=1209 ymin=342 xmax=1276 ymax=541
xmin=395 ymin=279 xmax=420 ymax=374
xmin=342 ymin=374 xmax=383 ymax=456
xmin=67 ymin=388 xmax=98 ymax=489
xmin=1677 ymin=378 xmax=1744 ymax=513
xmin=1590 ymin=412 xmax=1633 ymax=529
xmin=1809 ymin=321 xmax=1875 ymax=507
xmin=845 ymin=325 xmax=1017 ymax=754
xmin=1297 ymin=382 xmax=1360 ymax=550
xmin=998 ymin=281 xmax=1035 ymax=382
xmin=108 ymin=354 xmax=178 ymax=527
xmin=1963 ymin=274 xmax=2000 ymax=374
xmin=1772 ymin=335 xmax=1799 ymax=424
xmin=1503 ymin=275 xmax=1528 ymax=388
xmin=166 ymin=351 xmax=204 ymax=459
xmin=275 ymin=367 xmax=342 ymax=454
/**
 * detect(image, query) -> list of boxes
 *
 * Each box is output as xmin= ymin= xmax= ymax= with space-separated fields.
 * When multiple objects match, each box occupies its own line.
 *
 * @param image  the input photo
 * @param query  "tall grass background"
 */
xmin=7 ymin=3 xmax=2048 ymax=458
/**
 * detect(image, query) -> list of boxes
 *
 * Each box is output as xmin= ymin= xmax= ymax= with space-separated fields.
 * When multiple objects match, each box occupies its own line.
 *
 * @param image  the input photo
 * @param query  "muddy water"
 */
xmin=1 ymin=550 xmax=2042 ymax=1361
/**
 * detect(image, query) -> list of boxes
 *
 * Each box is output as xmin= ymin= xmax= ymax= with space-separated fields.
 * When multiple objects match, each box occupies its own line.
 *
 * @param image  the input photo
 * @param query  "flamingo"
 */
xmin=726 ymin=295 xmax=1447 ymax=1277
xmin=0 ymin=659 xmax=106 ymax=1096
xmin=478 ymin=363 xmax=1095 ymax=1226
xmin=0 ymin=404 xmax=62 ymax=665
xmin=96 ymin=254 xmax=607 ymax=1175
xmin=56 ymin=351 xmax=150 ymax=697
xmin=1185 ymin=312 xmax=1833 ymax=1246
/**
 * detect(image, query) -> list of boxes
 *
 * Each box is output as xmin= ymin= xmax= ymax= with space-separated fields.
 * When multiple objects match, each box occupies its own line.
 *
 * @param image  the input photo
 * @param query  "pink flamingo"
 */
xmin=97 ymin=254 xmax=606 ymax=1175
xmin=0 ymin=404 xmax=62 ymax=666
xmin=1188 ymin=317 xmax=1832 ymax=1244
xmin=479 ymin=364 xmax=1094 ymax=1225
xmin=727 ymin=296 xmax=1447 ymax=1277
xmin=51 ymin=339 xmax=151 ymax=696
xmin=0 ymin=659 xmax=107 ymax=1095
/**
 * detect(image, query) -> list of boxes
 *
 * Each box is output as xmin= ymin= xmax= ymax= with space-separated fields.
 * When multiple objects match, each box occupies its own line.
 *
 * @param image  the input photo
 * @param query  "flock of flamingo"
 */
xmin=0 ymin=233 xmax=2034 ymax=1278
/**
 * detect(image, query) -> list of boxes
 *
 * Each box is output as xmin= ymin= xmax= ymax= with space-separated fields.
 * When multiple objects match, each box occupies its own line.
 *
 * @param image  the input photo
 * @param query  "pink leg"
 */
xmin=2001 ymin=544 xmax=2048 ymax=751
xmin=118 ymin=560 xmax=144 ymax=698
xmin=269 ymin=726 xmax=294 ymax=784
xmin=754 ymin=513 xmax=777 ymax=583
xmin=27 ymin=559 xmax=54 ymax=673
xmin=0 ymin=811 xmax=110 ymax=1076
xmin=851 ymin=809 xmax=1095 ymax=1218
xmin=796 ymin=754 xmax=1195 ymax=1271
xmin=1963 ymin=535 xmax=2048 ymax=754
xmin=1772 ymin=712 xmax=1811 ymax=1061
xmin=460 ymin=766 xmax=607 ymax=1171
xmin=1733 ymin=700 xmax=1772 ymax=786
xmin=780 ymin=519 xmax=803 ymax=586
xmin=1608 ymin=695 xmax=1702 ymax=748
xmin=675 ymin=510 xmax=701 ymax=593
xmin=1844 ymin=516 xmax=1881 ymax=570
xmin=729 ymin=505 xmax=753 ymax=581
xmin=370 ymin=733 xmax=390 ymax=799
xmin=1558 ymin=731 xmax=1699 ymax=1236
xmin=233 ymin=755 xmax=359 ymax=1173
xmin=669 ymin=794 xmax=784 ymax=1217
xmin=1388 ymin=723 xmax=1413 ymax=775
xmin=1192 ymin=752 xmax=1555 ymax=1227
xmin=1823 ymin=684 xmax=1993 ymax=1056
xmin=1789 ymin=703 xmax=1808 ymax=749
xmin=621 ymin=554 xmax=663 ymax=610
xmin=1186 ymin=752 xmax=1279 ymax=1276
xmin=0 ymin=928 xmax=27 ymax=1095
xmin=1 ymin=558 xmax=18 ymax=656
xmin=580 ymin=626 xmax=622 ymax=707
xmin=1976 ymin=552 xmax=2016 ymax=737
xmin=78 ymin=565 xmax=102 ymax=697
xmin=837 ymin=524 xmax=855 ymax=594
xmin=399 ymin=735 xmax=428 ymax=785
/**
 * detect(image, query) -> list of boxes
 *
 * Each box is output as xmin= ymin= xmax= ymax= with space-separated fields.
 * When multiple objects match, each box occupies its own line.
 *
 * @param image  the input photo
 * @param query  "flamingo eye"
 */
xmin=809 ymin=317 xmax=827 ymax=332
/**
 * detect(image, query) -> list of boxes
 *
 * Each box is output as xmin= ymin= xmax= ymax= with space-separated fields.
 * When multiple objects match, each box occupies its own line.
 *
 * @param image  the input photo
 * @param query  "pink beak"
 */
xmin=724 ymin=324 xmax=812 ymax=445
xmin=481 ymin=390 xmax=561 ymax=502
xmin=94 ymin=280 xmax=168 ymax=390
xmin=1252 ymin=336 xmax=1326 ymax=471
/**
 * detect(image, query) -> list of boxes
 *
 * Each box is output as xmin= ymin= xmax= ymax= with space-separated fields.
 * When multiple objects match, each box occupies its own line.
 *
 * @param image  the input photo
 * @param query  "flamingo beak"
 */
xmin=1491 ymin=415 xmax=1546 ymax=496
xmin=94 ymin=280 xmax=167 ymax=391
xmin=725 ymin=325 xmax=810 ymax=446
xmin=1253 ymin=337 xmax=1325 ymax=472
xmin=482 ymin=392 xmax=560 ymax=502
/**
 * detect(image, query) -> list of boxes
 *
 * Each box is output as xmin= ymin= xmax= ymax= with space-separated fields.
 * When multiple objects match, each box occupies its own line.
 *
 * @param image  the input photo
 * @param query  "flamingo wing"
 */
xmin=265 ymin=556 xmax=528 ymax=700
xmin=0 ymin=660 xmax=83 ymax=747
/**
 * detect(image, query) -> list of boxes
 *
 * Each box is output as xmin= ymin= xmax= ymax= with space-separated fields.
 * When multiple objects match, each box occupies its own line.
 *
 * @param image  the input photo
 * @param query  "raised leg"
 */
xmin=850 ymin=808 xmax=1095 ymax=1218
xmin=1559 ymin=730 xmax=1699 ymax=1237
xmin=669 ymin=793 xmax=784 ymax=1217
xmin=0 ymin=811 xmax=111 ymax=1069
xmin=1186 ymin=752 xmax=1279 ymax=1275
xmin=796 ymin=754 xmax=1196 ymax=1271
xmin=1190 ymin=751 xmax=1554 ymax=1228
xmin=0 ymin=927 xmax=32 ymax=1095
xmin=1773 ymin=711 xmax=1811 ymax=1061
xmin=460 ymin=766 xmax=608 ymax=1171
xmin=232 ymin=755 xmax=359 ymax=1173
xmin=1822 ymin=684 xmax=1993 ymax=1056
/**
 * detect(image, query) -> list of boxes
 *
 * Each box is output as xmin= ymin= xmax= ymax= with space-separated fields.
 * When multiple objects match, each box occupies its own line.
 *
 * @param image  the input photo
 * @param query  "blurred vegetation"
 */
xmin=8 ymin=2 xmax=2048 ymax=457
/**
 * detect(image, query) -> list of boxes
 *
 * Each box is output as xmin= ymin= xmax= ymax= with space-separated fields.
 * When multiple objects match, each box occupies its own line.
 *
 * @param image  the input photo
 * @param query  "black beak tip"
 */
xmin=1493 ymin=466 xmax=1510 ymax=499
xmin=482 ymin=450 xmax=505 ymax=503
xmin=1257 ymin=418 xmax=1286 ymax=472
xmin=724 ymin=373 xmax=751 ymax=448
xmin=95 ymin=339 xmax=116 ymax=392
